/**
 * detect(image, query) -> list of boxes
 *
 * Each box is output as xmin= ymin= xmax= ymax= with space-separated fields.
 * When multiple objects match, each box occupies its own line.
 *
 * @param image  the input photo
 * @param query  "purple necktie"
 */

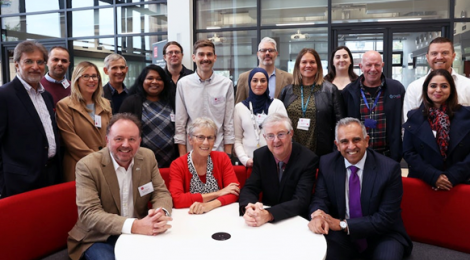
xmin=278 ymin=161 xmax=285 ymax=182
xmin=349 ymin=166 xmax=368 ymax=252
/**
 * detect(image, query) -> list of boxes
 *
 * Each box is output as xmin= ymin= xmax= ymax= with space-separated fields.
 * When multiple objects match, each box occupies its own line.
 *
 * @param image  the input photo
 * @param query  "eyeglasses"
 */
xmin=258 ymin=48 xmax=276 ymax=53
xmin=81 ymin=74 xmax=100 ymax=81
xmin=264 ymin=131 xmax=290 ymax=141
xmin=166 ymin=51 xmax=181 ymax=56
xmin=193 ymin=135 xmax=215 ymax=142
xmin=22 ymin=59 xmax=45 ymax=66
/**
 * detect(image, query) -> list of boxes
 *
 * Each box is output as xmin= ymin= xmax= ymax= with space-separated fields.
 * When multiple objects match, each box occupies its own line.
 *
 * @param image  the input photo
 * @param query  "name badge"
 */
xmin=256 ymin=113 xmax=267 ymax=126
xmin=170 ymin=112 xmax=175 ymax=122
xmin=94 ymin=115 xmax=102 ymax=128
xmin=138 ymin=182 xmax=154 ymax=197
xmin=62 ymin=80 xmax=70 ymax=89
xmin=297 ymin=118 xmax=310 ymax=131
xmin=212 ymin=96 xmax=225 ymax=105
xmin=364 ymin=118 xmax=377 ymax=129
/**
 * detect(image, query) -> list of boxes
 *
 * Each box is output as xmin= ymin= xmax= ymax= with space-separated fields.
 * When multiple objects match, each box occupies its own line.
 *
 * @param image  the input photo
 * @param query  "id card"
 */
xmin=364 ymin=118 xmax=377 ymax=129
xmin=138 ymin=182 xmax=154 ymax=197
xmin=62 ymin=80 xmax=70 ymax=89
xmin=256 ymin=113 xmax=267 ymax=126
xmin=297 ymin=118 xmax=310 ymax=131
xmin=94 ymin=115 xmax=102 ymax=128
xmin=170 ymin=112 xmax=175 ymax=122
xmin=212 ymin=96 xmax=226 ymax=105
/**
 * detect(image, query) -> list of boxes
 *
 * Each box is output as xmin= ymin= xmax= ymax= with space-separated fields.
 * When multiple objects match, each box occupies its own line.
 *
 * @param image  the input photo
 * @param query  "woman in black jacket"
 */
xmin=279 ymin=48 xmax=345 ymax=156
xmin=119 ymin=64 xmax=177 ymax=167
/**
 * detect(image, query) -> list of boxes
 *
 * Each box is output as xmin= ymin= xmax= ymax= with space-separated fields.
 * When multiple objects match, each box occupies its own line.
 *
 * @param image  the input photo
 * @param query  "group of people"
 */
xmin=1 ymin=34 xmax=469 ymax=260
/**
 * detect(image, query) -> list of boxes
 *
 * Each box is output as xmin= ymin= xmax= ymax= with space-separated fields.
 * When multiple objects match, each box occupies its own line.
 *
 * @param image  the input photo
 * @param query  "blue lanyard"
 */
xmin=301 ymin=85 xmax=315 ymax=118
xmin=360 ymin=88 xmax=382 ymax=111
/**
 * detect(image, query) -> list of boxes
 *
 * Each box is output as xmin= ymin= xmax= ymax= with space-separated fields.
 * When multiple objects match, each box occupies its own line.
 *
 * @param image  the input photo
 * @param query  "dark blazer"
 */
xmin=103 ymin=82 xmax=128 ymax=114
xmin=119 ymin=94 xmax=145 ymax=119
xmin=310 ymin=149 xmax=412 ymax=256
xmin=342 ymin=75 xmax=405 ymax=162
xmin=403 ymin=104 xmax=470 ymax=187
xmin=0 ymin=77 xmax=61 ymax=197
xmin=279 ymin=81 xmax=345 ymax=156
xmin=239 ymin=142 xmax=318 ymax=221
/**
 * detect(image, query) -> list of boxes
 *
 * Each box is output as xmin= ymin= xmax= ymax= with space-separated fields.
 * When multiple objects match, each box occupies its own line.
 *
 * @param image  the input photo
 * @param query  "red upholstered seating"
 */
xmin=0 ymin=181 xmax=77 ymax=260
xmin=401 ymin=177 xmax=470 ymax=253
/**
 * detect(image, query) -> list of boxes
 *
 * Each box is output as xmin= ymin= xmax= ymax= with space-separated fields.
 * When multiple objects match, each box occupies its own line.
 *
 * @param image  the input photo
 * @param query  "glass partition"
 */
xmin=196 ymin=0 xmax=257 ymax=29
xmin=332 ymin=0 xmax=449 ymax=23
xmin=2 ymin=13 xmax=65 ymax=41
xmin=261 ymin=0 xmax=328 ymax=26
xmin=117 ymin=3 xmax=167 ymax=34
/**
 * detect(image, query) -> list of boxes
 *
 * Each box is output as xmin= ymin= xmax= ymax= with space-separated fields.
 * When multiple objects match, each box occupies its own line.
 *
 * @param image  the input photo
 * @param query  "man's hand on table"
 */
xmin=131 ymin=208 xmax=172 ymax=236
xmin=308 ymin=209 xmax=341 ymax=235
xmin=243 ymin=202 xmax=272 ymax=227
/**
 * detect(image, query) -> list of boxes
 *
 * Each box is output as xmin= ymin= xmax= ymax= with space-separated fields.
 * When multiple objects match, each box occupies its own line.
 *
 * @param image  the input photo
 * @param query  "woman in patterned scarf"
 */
xmin=119 ymin=64 xmax=176 ymax=168
xmin=169 ymin=117 xmax=240 ymax=214
xmin=403 ymin=69 xmax=470 ymax=190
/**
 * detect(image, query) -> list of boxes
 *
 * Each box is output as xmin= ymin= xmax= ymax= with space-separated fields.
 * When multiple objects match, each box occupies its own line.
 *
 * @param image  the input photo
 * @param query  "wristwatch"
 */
xmin=340 ymin=220 xmax=348 ymax=231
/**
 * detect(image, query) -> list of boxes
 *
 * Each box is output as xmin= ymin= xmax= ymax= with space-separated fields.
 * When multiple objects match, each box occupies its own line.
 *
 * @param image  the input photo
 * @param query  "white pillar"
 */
xmin=167 ymin=0 xmax=194 ymax=70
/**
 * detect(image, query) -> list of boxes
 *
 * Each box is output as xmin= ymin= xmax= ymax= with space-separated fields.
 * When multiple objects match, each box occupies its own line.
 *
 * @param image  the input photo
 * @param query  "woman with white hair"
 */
xmin=169 ymin=117 xmax=240 ymax=214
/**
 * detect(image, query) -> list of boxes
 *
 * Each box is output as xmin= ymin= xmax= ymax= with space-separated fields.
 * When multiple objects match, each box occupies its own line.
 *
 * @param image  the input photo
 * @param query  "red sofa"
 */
xmin=1 ymin=167 xmax=469 ymax=260
xmin=401 ymin=177 xmax=470 ymax=253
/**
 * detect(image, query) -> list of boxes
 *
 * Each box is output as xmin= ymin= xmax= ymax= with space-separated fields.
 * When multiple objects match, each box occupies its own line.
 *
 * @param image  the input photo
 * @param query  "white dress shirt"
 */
xmin=110 ymin=152 xmax=136 ymax=234
xmin=17 ymin=76 xmax=56 ymax=158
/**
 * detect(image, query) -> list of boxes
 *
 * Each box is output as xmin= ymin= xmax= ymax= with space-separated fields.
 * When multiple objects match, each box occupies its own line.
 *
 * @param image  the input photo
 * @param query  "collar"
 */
xmin=45 ymin=73 xmax=66 ymax=84
xmin=166 ymin=65 xmax=187 ymax=77
xmin=344 ymin=151 xmax=367 ymax=171
xmin=274 ymin=147 xmax=292 ymax=166
xmin=17 ymin=75 xmax=45 ymax=93
xmin=197 ymin=71 xmax=215 ymax=83
xmin=110 ymin=150 xmax=135 ymax=171
xmin=360 ymin=74 xmax=385 ymax=89
xmin=107 ymin=83 xmax=128 ymax=95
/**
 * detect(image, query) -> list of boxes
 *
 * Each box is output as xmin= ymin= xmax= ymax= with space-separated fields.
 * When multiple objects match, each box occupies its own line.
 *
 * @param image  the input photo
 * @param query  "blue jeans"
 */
xmin=83 ymin=235 xmax=119 ymax=260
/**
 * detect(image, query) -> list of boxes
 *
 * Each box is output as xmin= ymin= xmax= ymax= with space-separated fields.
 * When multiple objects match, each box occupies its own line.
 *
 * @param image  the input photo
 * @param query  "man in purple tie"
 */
xmin=308 ymin=117 xmax=412 ymax=260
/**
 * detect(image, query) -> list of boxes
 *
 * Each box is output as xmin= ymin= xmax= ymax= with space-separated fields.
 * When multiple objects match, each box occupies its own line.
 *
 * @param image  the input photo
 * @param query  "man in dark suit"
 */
xmin=239 ymin=113 xmax=318 ymax=226
xmin=308 ymin=117 xmax=412 ymax=260
xmin=103 ymin=53 xmax=129 ymax=114
xmin=0 ymin=40 xmax=61 ymax=198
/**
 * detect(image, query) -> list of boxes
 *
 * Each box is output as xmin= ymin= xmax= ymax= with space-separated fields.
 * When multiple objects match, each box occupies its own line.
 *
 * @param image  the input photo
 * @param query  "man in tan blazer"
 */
xmin=67 ymin=113 xmax=173 ymax=260
xmin=235 ymin=37 xmax=293 ymax=104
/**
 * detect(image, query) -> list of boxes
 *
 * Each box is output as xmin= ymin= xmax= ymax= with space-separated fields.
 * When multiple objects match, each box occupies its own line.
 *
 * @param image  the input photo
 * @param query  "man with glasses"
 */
xmin=0 ymin=40 xmax=62 ymax=198
xmin=163 ymin=41 xmax=194 ymax=90
xmin=103 ymin=53 xmax=129 ymax=114
xmin=41 ymin=46 xmax=71 ymax=105
xmin=175 ymin=39 xmax=235 ymax=157
xmin=342 ymin=50 xmax=405 ymax=162
xmin=239 ymin=113 xmax=318 ymax=227
xmin=235 ymin=37 xmax=293 ymax=104
xmin=403 ymin=37 xmax=470 ymax=121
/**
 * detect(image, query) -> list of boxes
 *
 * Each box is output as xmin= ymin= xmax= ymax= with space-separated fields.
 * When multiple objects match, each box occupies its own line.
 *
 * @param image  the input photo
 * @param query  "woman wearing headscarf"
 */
xmin=234 ymin=68 xmax=287 ymax=167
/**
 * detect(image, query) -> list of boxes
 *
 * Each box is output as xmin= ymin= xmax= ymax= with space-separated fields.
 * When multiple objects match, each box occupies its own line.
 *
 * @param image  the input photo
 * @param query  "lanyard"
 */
xmin=301 ymin=85 xmax=315 ymax=118
xmin=360 ymin=88 xmax=382 ymax=111
xmin=249 ymin=102 xmax=261 ymax=147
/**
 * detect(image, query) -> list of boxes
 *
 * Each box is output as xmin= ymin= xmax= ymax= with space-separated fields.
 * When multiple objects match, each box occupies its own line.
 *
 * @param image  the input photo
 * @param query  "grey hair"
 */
xmin=261 ymin=113 xmax=293 ymax=134
xmin=188 ymin=117 xmax=218 ymax=137
xmin=104 ymin=53 xmax=127 ymax=69
xmin=334 ymin=117 xmax=368 ymax=143
xmin=13 ymin=40 xmax=48 ymax=63
xmin=258 ymin=37 xmax=277 ymax=51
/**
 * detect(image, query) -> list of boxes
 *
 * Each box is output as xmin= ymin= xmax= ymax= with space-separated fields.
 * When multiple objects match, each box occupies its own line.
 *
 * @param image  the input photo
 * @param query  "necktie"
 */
xmin=348 ymin=166 xmax=368 ymax=252
xmin=278 ymin=161 xmax=285 ymax=182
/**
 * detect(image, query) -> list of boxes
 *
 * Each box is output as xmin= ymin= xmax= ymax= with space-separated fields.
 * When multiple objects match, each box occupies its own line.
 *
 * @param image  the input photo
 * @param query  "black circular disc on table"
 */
xmin=212 ymin=232 xmax=231 ymax=241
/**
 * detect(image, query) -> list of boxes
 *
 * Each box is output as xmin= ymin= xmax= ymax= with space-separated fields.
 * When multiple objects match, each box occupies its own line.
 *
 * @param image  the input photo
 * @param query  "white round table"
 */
xmin=115 ymin=203 xmax=326 ymax=260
